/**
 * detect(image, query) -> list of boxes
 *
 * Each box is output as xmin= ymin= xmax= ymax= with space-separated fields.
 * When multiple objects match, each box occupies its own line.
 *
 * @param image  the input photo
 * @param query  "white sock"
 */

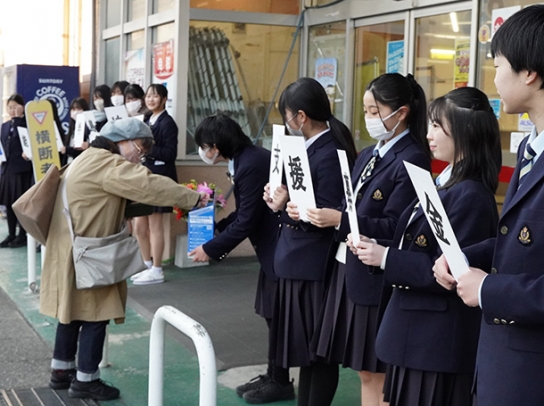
xmin=150 ymin=266 xmax=163 ymax=275
xmin=144 ymin=260 xmax=153 ymax=269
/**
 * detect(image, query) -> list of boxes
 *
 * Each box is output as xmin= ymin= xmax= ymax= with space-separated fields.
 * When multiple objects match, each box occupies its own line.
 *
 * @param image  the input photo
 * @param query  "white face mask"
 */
xmin=111 ymin=95 xmax=124 ymax=107
xmin=365 ymin=108 xmax=402 ymax=141
xmin=70 ymin=109 xmax=83 ymax=121
xmin=198 ymin=146 xmax=218 ymax=165
xmin=94 ymin=98 xmax=105 ymax=111
xmin=126 ymin=100 xmax=142 ymax=116
xmin=285 ymin=113 xmax=304 ymax=137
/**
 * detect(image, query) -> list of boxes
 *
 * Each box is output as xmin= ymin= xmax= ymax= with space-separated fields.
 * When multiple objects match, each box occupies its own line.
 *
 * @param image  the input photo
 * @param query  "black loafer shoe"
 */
xmin=236 ymin=374 xmax=271 ymax=397
xmin=8 ymin=235 xmax=26 ymax=248
xmin=0 ymin=235 xmax=15 ymax=248
xmin=243 ymin=380 xmax=295 ymax=404
xmin=68 ymin=379 xmax=120 ymax=401
xmin=49 ymin=368 xmax=76 ymax=390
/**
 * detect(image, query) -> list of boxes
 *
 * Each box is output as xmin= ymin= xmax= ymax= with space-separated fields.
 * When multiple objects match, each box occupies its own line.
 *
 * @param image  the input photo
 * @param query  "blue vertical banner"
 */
xmin=386 ymin=40 xmax=404 ymax=74
xmin=16 ymin=65 xmax=80 ymax=135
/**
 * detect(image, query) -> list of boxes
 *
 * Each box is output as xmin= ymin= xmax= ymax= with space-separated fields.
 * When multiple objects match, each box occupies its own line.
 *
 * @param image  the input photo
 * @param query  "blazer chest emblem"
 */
xmin=414 ymin=234 xmax=427 ymax=247
xmin=518 ymin=226 xmax=531 ymax=245
xmin=372 ymin=189 xmax=384 ymax=201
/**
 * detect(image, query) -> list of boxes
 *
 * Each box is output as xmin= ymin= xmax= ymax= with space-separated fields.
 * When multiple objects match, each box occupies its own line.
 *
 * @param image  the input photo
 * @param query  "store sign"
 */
xmin=491 ymin=6 xmax=520 ymax=37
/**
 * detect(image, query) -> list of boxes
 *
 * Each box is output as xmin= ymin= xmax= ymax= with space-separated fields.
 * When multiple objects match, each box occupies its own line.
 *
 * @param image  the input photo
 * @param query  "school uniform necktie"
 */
xmin=518 ymin=142 xmax=536 ymax=186
xmin=360 ymin=150 xmax=380 ymax=183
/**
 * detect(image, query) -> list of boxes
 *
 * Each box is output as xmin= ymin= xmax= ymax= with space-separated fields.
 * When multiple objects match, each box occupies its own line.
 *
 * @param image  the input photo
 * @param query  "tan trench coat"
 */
xmin=40 ymin=148 xmax=200 ymax=325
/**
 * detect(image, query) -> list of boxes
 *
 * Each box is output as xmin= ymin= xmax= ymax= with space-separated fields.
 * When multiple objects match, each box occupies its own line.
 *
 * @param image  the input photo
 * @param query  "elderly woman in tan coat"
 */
xmin=42 ymin=118 xmax=208 ymax=401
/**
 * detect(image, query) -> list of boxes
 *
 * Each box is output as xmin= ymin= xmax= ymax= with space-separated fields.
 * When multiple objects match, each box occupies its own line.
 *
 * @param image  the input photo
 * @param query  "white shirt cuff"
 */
xmin=380 ymin=247 xmax=389 ymax=270
xmin=478 ymin=274 xmax=489 ymax=309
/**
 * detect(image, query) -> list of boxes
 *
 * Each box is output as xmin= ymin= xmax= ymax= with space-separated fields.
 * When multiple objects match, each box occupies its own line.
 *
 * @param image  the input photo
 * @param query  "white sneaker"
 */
xmin=130 ymin=269 xmax=149 ymax=281
xmin=132 ymin=270 xmax=165 ymax=285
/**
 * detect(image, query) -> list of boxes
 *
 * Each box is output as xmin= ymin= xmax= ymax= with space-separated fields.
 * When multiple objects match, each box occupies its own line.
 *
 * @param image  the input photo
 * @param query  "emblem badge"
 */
xmin=415 ymin=234 xmax=427 ymax=247
xmin=518 ymin=226 xmax=531 ymax=245
xmin=372 ymin=189 xmax=383 ymax=201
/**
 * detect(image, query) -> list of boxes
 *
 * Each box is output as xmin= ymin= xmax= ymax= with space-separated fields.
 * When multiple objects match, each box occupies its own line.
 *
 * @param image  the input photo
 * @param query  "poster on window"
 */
xmin=386 ymin=40 xmax=404 ymax=74
xmin=125 ymin=49 xmax=145 ymax=87
xmin=454 ymin=39 xmax=470 ymax=88
xmin=491 ymin=6 xmax=520 ymax=37
xmin=153 ymin=39 xmax=175 ymax=114
xmin=315 ymin=58 xmax=337 ymax=111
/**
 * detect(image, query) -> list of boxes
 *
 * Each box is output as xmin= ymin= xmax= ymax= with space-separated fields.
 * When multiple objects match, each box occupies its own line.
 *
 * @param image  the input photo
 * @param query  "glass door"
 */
xmin=352 ymin=14 xmax=407 ymax=151
xmin=411 ymin=3 xmax=472 ymax=104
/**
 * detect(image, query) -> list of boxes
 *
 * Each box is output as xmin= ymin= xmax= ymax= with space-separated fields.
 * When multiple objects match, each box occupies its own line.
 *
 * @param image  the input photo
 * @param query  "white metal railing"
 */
xmin=149 ymin=305 xmax=217 ymax=406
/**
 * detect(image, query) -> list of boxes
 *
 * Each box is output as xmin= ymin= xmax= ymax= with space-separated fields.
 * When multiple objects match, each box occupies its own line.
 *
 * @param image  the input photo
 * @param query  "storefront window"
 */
xmin=189 ymin=0 xmax=299 ymax=15
xmin=105 ymin=0 xmax=121 ymax=28
xmin=477 ymin=0 xmax=535 ymax=168
xmin=308 ymin=22 xmax=346 ymax=125
xmin=185 ymin=21 xmax=299 ymax=155
xmin=414 ymin=10 xmax=472 ymax=103
xmin=152 ymin=0 xmax=175 ymax=14
xmin=352 ymin=20 xmax=405 ymax=151
xmin=127 ymin=0 xmax=146 ymax=22
xmin=105 ymin=37 xmax=120 ymax=87
xmin=152 ymin=23 xmax=175 ymax=43
xmin=125 ymin=30 xmax=145 ymax=86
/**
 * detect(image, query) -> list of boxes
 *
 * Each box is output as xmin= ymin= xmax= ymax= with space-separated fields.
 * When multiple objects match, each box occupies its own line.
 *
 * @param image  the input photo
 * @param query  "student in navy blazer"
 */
xmin=306 ymin=73 xmax=430 ymax=406
xmin=355 ymin=87 xmax=501 ymax=406
xmin=264 ymin=77 xmax=357 ymax=406
xmin=434 ymin=7 xmax=544 ymax=406
xmin=0 ymin=94 xmax=33 ymax=248
xmin=132 ymin=84 xmax=179 ymax=286
xmin=189 ymin=114 xmax=290 ymax=403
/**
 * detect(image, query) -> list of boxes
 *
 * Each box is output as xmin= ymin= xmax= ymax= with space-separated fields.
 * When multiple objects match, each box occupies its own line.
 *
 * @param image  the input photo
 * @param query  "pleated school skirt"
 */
xmin=269 ymin=277 xmax=325 ymax=369
xmin=383 ymin=364 xmax=474 ymax=406
xmin=0 ymin=169 xmax=33 ymax=207
xmin=311 ymin=261 xmax=386 ymax=373
xmin=254 ymin=270 xmax=277 ymax=320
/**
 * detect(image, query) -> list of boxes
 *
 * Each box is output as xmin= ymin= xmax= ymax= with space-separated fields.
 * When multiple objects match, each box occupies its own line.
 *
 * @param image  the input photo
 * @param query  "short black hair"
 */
xmin=7 ymin=94 xmax=24 ymax=106
xmin=194 ymin=114 xmax=252 ymax=160
xmin=125 ymin=84 xmax=145 ymax=101
xmin=69 ymin=97 xmax=90 ymax=112
xmin=366 ymin=73 xmax=430 ymax=159
xmin=94 ymin=84 xmax=113 ymax=107
xmin=491 ymin=4 xmax=544 ymax=89
xmin=146 ymin=84 xmax=168 ymax=100
xmin=429 ymin=87 xmax=501 ymax=193
xmin=111 ymin=80 xmax=130 ymax=95
xmin=278 ymin=77 xmax=357 ymax=167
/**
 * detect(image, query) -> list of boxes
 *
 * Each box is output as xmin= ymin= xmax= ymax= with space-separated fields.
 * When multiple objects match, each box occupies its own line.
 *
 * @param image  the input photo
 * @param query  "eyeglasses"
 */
xmin=286 ymin=112 xmax=299 ymax=125
xmin=131 ymin=141 xmax=146 ymax=163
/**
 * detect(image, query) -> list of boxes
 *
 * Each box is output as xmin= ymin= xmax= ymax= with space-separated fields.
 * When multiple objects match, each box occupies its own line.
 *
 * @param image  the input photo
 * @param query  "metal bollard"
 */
xmin=148 ymin=305 xmax=216 ymax=406
xmin=27 ymin=235 xmax=38 ymax=292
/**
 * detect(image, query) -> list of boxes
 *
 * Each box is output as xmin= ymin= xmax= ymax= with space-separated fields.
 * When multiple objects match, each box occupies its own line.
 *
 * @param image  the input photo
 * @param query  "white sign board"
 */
xmin=17 ymin=127 xmax=33 ymax=159
xmin=83 ymin=111 xmax=99 ymax=143
xmin=53 ymin=125 xmax=64 ymax=152
xmin=337 ymin=150 xmax=360 ymax=244
xmin=280 ymin=135 xmax=316 ymax=222
xmin=73 ymin=114 xmax=86 ymax=148
xmin=268 ymin=125 xmax=284 ymax=196
xmin=105 ymin=106 xmax=129 ymax=122
xmin=404 ymin=161 xmax=468 ymax=280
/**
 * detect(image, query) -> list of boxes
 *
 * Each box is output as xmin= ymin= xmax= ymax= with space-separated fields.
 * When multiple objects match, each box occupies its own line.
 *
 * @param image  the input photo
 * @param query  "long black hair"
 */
xmin=67 ymin=97 xmax=90 ymax=140
xmin=278 ymin=77 xmax=357 ymax=167
xmin=366 ymin=73 xmax=430 ymax=159
xmin=7 ymin=94 xmax=24 ymax=107
xmin=194 ymin=113 xmax=252 ymax=160
xmin=93 ymin=84 xmax=113 ymax=108
xmin=428 ymin=87 xmax=501 ymax=193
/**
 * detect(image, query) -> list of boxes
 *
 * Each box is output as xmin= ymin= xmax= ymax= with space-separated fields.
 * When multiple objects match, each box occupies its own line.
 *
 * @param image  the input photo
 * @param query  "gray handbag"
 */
xmin=62 ymin=165 xmax=145 ymax=289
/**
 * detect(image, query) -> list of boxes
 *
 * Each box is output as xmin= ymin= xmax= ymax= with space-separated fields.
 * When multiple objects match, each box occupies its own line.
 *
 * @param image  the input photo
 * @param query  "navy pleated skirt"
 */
xmin=0 ymin=169 xmax=33 ymax=207
xmin=312 ymin=261 xmax=386 ymax=373
xmin=383 ymin=364 xmax=474 ymax=406
xmin=269 ymin=277 xmax=325 ymax=369
xmin=254 ymin=270 xmax=277 ymax=320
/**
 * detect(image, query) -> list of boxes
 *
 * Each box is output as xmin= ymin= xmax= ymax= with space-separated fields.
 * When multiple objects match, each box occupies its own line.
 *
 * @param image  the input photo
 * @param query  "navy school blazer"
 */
xmin=0 ymin=117 xmax=33 ymax=175
xmin=463 ymin=136 xmax=544 ymax=406
xmin=375 ymin=179 xmax=498 ymax=374
xmin=274 ymin=131 xmax=346 ymax=281
xmin=340 ymin=134 xmax=431 ymax=306
xmin=203 ymin=144 xmax=278 ymax=280
xmin=144 ymin=112 xmax=178 ymax=181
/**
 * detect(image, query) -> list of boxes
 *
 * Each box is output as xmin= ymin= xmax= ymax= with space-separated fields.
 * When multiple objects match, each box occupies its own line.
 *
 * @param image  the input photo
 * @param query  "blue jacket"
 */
xmin=464 ymin=136 xmax=544 ymax=406
xmin=144 ymin=112 xmax=178 ymax=181
xmin=274 ymin=131 xmax=346 ymax=281
xmin=203 ymin=144 xmax=278 ymax=280
xmin=376 ymin=179 xmax=498 ymax=374
xmin=341 ymin=134 xmax=430 ymax=305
